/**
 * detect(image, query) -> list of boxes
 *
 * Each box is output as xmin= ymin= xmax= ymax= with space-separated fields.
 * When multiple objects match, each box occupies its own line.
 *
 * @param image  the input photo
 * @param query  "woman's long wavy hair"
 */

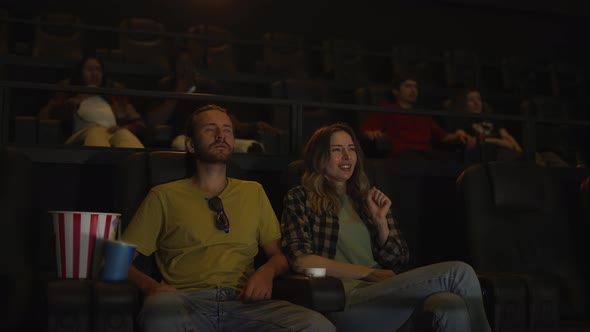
xmin=302 ymin=123 xmax=371 ymax=214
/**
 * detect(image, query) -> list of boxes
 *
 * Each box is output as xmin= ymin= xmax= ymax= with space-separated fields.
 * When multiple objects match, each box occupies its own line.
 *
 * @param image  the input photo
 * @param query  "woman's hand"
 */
xmin=366 ymin=187 xmax=392 ymax=245
xmin=366 ymin=186 xmax=391 ymax=226
xmin=362 ymin=268 xmax=396 ymax=282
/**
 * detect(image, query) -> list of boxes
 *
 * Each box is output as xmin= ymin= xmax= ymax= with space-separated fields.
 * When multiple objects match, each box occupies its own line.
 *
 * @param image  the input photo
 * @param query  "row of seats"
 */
xmin=1 ymin=11 xmax=587 ymax=98
xmin=8 ymin=78 xmax=587 ymax=167
xmin=2 ymin=146 xmax=590 ymax=331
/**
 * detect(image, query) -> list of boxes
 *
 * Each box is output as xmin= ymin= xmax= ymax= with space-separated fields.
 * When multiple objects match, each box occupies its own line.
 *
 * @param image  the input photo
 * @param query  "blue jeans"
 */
xmin=138 ymin=286 xmax=335 ymax=332
xmin=325 ymin=261 xmax=492 ymax=332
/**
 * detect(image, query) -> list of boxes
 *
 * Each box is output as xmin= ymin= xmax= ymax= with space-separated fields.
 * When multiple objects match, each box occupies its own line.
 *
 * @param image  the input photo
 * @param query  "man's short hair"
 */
xmin=184 ymin=104 xmax=228 ymax=138
xmin=392 ymin=73 xmax=418 ymax=90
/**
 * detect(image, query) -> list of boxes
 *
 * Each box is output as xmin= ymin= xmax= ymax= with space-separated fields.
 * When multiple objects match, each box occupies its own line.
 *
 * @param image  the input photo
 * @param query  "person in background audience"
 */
xmin=361 ymin=74 xmax=474 ymax=159
xmin=122 ymin=104 xmax=335 ymax=332
xmin=146 ymin=47 xmax=282 ymax=151
xmin=281 ymin=123 xmax=492 ymax=332
xmin=447 ymin=88 xmax=523 ymax=161
xmin=38 ymin=55 xmax=145 ymax=148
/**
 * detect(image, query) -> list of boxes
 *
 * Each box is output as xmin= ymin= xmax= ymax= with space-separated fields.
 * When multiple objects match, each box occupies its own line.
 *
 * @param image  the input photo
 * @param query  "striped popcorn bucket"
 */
xmin=49 ymin=211 xmax=121 ymax=279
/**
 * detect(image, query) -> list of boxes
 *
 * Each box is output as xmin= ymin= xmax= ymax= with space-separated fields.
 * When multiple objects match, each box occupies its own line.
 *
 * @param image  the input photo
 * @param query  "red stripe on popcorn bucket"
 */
xmin=49 ymin=211 xmax=120 ymax=279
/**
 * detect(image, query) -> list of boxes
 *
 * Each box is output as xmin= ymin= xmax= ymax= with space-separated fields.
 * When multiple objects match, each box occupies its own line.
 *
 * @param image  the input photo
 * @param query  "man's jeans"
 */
xmin=139 ymin=286 xmax=335 ymax=332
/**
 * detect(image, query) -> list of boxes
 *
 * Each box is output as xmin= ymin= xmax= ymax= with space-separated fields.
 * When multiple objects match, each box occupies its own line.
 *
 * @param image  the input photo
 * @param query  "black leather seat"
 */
xmin=270 ymin=79 xmax=357 ymax=147
xmin=580 ymin=176 xmax=590 ymax=224
xmin=457 ymin=162 xmax=590 ymax=331
xmin=0 ymin=148 xmax=36 ymax=331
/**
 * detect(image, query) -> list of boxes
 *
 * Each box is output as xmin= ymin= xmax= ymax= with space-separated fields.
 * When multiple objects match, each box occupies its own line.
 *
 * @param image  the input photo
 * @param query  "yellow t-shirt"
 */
xmin=121 ymin=178 xmax=280 ymax=292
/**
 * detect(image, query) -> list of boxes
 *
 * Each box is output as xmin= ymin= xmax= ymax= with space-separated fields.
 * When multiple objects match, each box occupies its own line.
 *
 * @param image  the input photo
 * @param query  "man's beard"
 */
xmin=194 ymin=141 xmax=233 ymax=164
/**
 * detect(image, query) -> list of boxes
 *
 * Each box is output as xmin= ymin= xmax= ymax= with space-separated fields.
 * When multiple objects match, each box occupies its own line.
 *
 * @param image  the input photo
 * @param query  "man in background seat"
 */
xmin=361 ymin=75 xmax=474 ymax=160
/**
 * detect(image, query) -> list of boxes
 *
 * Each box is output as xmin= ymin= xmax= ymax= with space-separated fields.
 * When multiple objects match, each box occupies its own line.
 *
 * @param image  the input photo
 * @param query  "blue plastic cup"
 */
xmin=100 ymin=240 xmax=136 ymax=282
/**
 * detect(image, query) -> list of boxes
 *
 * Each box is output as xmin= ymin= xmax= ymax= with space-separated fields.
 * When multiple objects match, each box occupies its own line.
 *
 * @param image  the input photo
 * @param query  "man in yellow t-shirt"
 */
xmin=122 ymin=104 xmax=334 ymax=332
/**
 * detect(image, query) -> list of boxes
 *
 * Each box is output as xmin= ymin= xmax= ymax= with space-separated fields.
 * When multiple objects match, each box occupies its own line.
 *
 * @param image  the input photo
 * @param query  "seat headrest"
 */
xmin=287 ymin=160 xmax=305 ymax=189
xmin=148 ymin=151 xmax=188 ymax=187
xmin=147 ymin=151 xmax=246 ymax=187
xmin=487 ymin=162 xmax=544 ymax=212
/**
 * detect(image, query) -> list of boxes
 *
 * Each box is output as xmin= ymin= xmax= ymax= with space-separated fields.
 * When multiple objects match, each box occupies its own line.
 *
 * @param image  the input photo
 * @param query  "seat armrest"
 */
xmin=477 ymin=272 xmax=528 ymax=332
xmin=93 ymin=281 xmax=138 ymax=332
xmin=46 ymin=280 xmax=92 ymax=332
xmin=272 ymin=275 xmax=345 ymax=313
xmin=478 ymin=272 xmax=561 ymax=331
xmin=511 ymin=273 xmax=560 ymax=331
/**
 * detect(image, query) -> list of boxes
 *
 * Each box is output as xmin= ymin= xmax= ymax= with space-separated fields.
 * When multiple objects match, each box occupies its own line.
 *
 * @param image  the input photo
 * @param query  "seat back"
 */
xmin=0 ymin=9 xmax=7 ymax=56
xmin=322 ymin=39 xmax=367 ymax=82
xmin=392 ymin=45 xmax=446 ymax=89
xmin=581 ymin=176 xmax=590 ymax=225
xmin=33 ymin=12 xmax=83 ymax=61
xmin=119 ymin=17 xmax=170 ymax=71
xmin=354 ymin=85 xmax=394 ymax=106
xmin=522 ymin=96 xmax=574 ymax=164
xmin=262 ymin=32 xmax=309 ymax=78
xmin=0 ymin=148 xmax=36 ymax=331
xmin=444 ymin=49 xmax=480 ymax=88
xmin=270 ymin=79 xmax=357 ymax=144
xmin=457 ymin=162 xmax=587 ymax=319
xmin=186 ymin=24 xmax=237 ymax=73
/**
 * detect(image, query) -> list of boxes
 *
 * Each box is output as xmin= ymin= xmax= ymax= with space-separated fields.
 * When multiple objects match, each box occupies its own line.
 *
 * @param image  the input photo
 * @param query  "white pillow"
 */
xmin=73 ymin=96 xmax=117 ymax=131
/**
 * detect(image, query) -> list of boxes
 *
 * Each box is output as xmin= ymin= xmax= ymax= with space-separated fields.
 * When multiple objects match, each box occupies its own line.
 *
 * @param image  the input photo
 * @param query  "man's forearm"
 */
xmin=128 ymin=264 xmax=163 ymax=295
xmin=258 ymin=253 xmax=289 ymax=279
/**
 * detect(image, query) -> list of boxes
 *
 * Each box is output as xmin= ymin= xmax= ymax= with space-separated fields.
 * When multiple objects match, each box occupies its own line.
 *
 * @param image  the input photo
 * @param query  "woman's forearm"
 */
xmin=292 ymin=254 xmax=373 ymax=280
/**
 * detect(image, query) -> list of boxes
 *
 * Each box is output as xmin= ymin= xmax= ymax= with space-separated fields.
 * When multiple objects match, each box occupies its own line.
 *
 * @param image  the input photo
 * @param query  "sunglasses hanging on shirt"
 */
xmin=207 ymin=196 xmax=230 ymax=233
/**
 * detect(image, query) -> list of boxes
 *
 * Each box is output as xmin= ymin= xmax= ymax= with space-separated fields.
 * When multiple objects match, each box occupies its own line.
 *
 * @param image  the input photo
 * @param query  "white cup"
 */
xmin=303 ymin=267 xmax=326 ymax=278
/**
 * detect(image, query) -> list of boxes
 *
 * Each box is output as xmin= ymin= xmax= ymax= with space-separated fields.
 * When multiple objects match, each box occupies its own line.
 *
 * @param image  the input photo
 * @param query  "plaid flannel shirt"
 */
xmin=281 ymin=186 xmax=410 ymax=273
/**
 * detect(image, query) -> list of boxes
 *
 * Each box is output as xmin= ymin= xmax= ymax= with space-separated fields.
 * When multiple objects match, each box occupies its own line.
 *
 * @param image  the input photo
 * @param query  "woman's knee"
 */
xmin=438 ymin=261 xmax=477 ymax=279
xmin=111 ymin=128 xmax=144 ymax=148
xmin=81 ymin=127 xmax=110 ymax=147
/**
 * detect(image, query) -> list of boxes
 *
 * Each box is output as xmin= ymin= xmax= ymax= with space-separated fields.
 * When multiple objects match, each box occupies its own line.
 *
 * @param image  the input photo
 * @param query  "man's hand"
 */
xmin=364 ymin=130 xmax=384 ymax=140
xmin=237 ymin=265 xmax=274 ymax=302
xmin=362 ymin=269 xmax=396 ymax=282
xmin=175 ymin=65 xmax=198 ymax=92
xmin=454 ymin=129 xmax=473 ymax=145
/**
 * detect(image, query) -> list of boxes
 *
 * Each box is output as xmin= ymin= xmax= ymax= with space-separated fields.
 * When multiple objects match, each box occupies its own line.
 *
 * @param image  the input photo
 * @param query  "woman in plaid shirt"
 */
xmin=281 ymin=123 xmax=491 ymax=332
